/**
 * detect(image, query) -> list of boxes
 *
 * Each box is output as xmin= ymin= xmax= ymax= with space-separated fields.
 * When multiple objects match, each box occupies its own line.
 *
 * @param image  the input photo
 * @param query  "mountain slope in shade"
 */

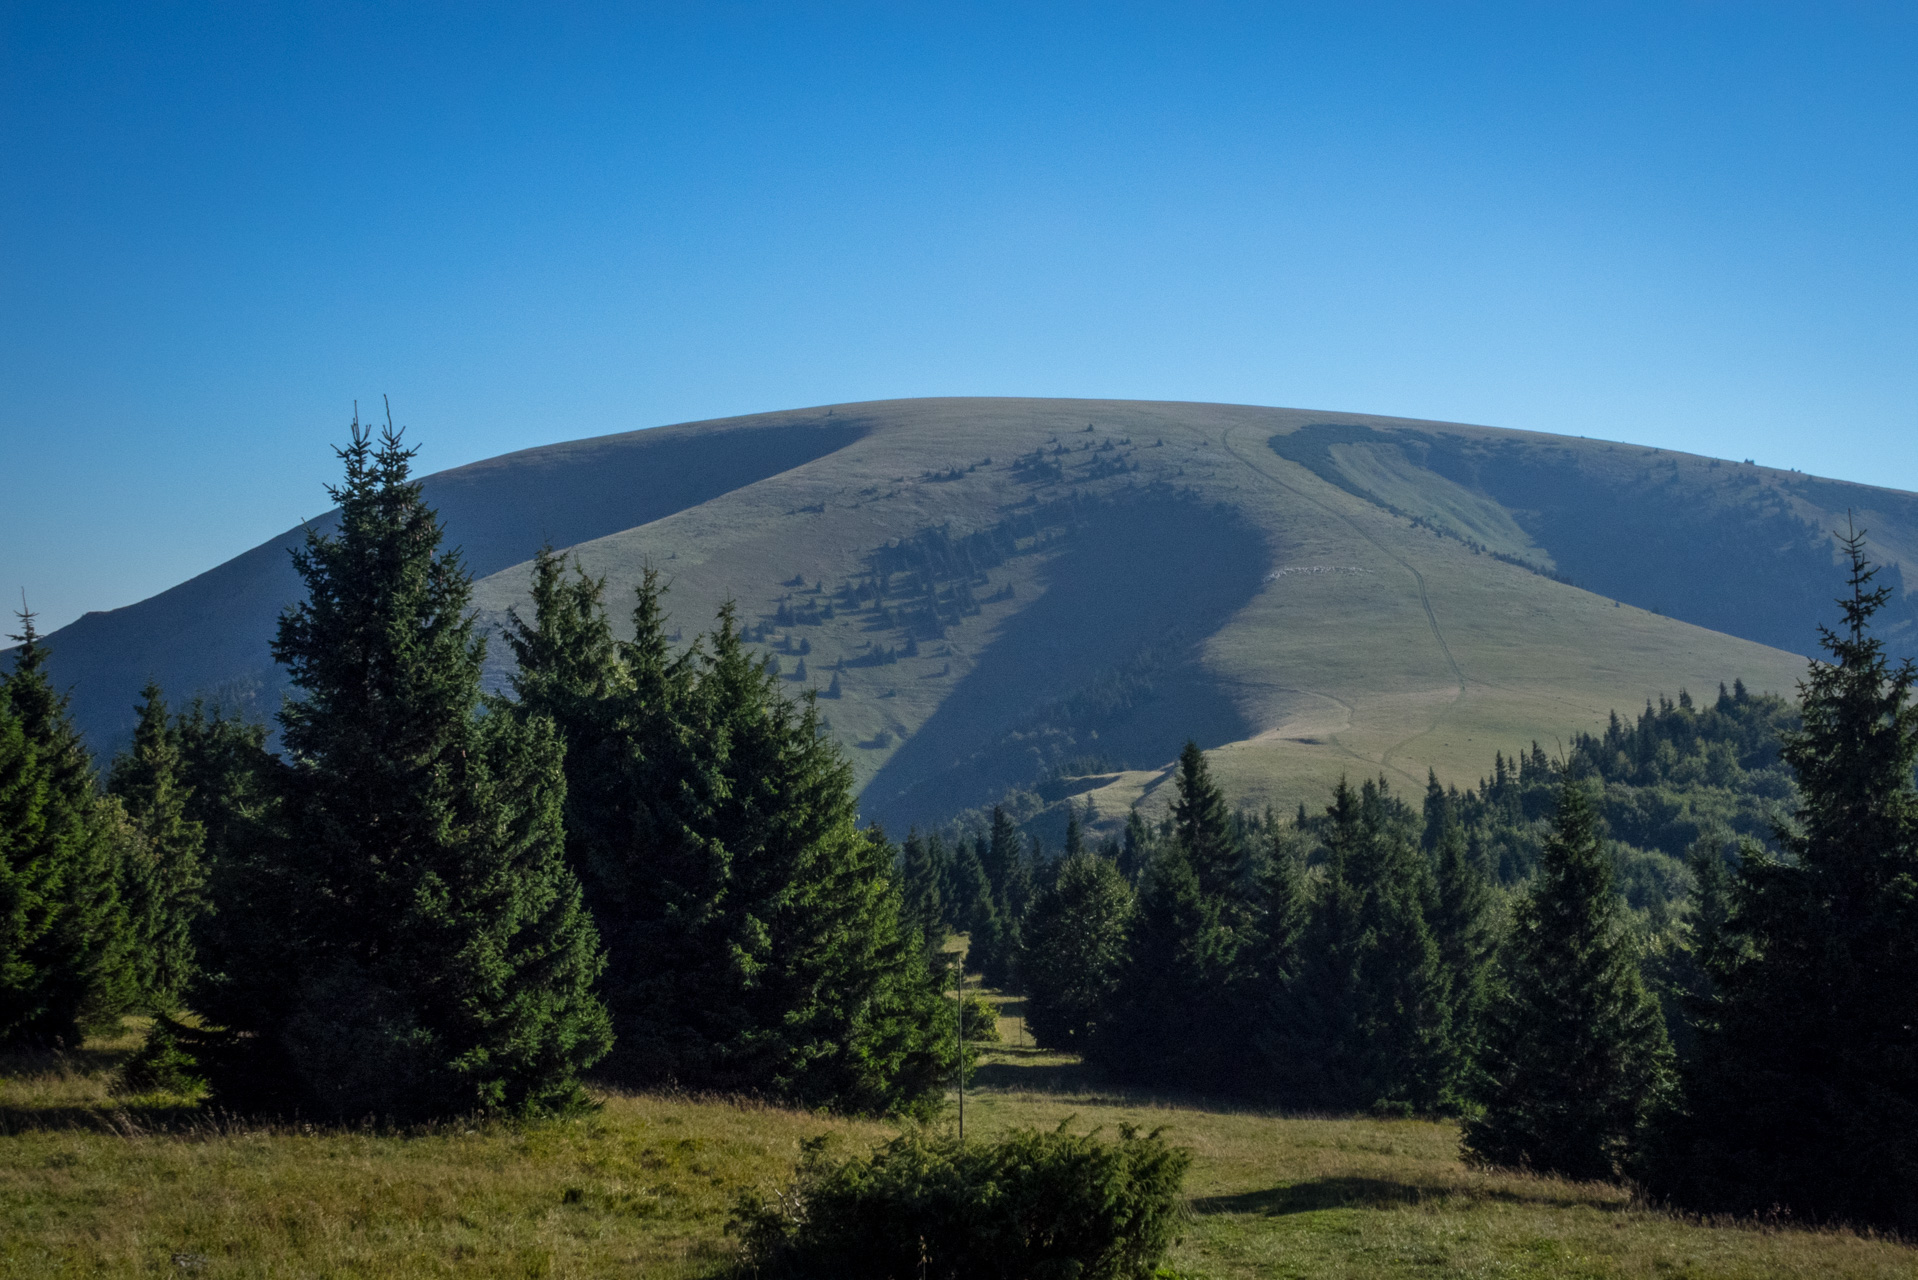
xmin=28 ymin=398 xmax=1916 ymax=833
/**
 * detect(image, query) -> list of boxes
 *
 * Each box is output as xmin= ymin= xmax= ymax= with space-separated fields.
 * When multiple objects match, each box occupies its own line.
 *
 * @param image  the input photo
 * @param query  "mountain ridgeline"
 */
xmin=23 ymin=398 xmax=1915 ymax=834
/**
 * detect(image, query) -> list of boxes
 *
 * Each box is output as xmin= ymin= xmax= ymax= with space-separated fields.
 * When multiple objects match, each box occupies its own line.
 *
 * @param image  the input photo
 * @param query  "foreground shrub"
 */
xmin=731 ymin=1122 xmax=1190 ymax=1280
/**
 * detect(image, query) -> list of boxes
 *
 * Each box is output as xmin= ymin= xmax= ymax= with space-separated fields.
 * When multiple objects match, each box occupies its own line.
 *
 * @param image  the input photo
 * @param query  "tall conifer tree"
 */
xmin=1650 ymin=531 xmax=1918 ymax=1228
xmin=1088 ymin=841 xmax=1240 ymax=1090
xmin=1020 ymin=848 xmax=1133 ymax=1049
xmin=1172 ymin=741 xmax=1239 ymax=901
xmin=975 ymin=807 xmax=1029 ymax=988
xmin=1119 ymin=806 xmax=1153 ymax=884
xmin=1265 ymin=778 xmax=1452 ymax=1111
xmin=108 ymin=683 xmax=206 ymax=1010
xmin=1347 ymin=781 xmax=1452 ymax=1111
xmin=207 ymin=416 xmax=611 ymax=1118
xmin=950 ymin=837 xmax=997 ymax=945
xmin=509 ymin=556 xmax=946 ymax=1113
xmin=0 ymin=611 xmax=135 ymax=1047
xmin=1264 ymin=779 xmax=1367 ymax=1107
xmin=898 ymin=828 xmax=946 ymax=958
xmin=1429 ymin=804 xmax=1496 ymax=1104
xmin=1465 ymin=780 xmax=1671 ymax=1180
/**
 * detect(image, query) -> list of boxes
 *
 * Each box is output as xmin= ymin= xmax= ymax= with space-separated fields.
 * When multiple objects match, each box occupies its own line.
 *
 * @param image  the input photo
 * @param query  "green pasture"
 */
xmin=3 ymin=995 xmax=1910 ymax=1279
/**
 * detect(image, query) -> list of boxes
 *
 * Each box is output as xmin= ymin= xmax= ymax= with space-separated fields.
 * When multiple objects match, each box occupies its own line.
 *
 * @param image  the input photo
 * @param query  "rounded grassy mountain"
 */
xmin=37 ymin=398 xmax=1918 ymax=833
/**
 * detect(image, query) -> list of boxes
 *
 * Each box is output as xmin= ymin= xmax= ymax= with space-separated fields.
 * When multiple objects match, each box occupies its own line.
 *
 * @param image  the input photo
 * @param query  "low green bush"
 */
xmin=114 ymin=1018 xmax=206 ymax=1097
xmin=730 ymin=1120 xmax=1190 ymax=1279
xmin=963 ymin=992 xmax=1002 ymax=1043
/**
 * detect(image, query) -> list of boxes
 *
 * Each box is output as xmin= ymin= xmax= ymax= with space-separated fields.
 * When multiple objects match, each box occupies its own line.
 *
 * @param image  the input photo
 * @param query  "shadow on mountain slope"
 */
xmin=40 ymin=419 xmax=866 ymax=752
xmin=859 ymin=494 xmax=1268 ymax=831
xmin=1272 ymin=425 xmax=1918 ymax=662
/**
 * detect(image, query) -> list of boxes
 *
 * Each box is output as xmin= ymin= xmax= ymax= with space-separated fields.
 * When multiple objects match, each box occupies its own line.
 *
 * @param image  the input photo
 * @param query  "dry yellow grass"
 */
xmin=3 ymin=1005 xmax=1914 ymax=1279
xmin=1 ymin=1070 xmax=889 ymax=1278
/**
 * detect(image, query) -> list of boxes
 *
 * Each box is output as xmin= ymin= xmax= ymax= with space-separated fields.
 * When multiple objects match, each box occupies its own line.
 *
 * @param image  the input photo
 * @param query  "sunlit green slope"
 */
xmin=461 ymin=398 xmax=1856 ymax=833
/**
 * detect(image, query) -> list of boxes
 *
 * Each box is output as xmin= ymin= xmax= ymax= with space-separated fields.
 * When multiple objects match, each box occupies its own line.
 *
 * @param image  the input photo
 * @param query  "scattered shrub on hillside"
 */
xmin=730 ymin=1122 xmax=1190 ymax=1280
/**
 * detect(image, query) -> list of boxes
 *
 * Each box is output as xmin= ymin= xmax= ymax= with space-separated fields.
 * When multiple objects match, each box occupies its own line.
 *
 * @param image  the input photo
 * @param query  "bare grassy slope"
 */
xmin=34 ymin=397 xmax=1912 ymax=829
xmin=36 ymin=417 xmax=864 ymax=751
xmin=462 ymin=398 xmax=1823 ymax=829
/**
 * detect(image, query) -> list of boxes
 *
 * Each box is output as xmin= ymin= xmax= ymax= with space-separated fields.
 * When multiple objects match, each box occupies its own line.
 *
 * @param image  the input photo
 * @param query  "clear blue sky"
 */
xmin=4 ymin=2 xmax=1914 ymax=632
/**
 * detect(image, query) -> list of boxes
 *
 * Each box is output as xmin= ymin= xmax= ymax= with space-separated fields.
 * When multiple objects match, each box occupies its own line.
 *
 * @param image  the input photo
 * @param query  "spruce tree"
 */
xmin=1088 ymin=842 xmax=1241 ymax=1091
xmin=1346 ymin=781 xmax=1452 ymax=1112
xmin=925 ymin=833 xmax=958 ymax=931
xmin=175 ymin=698 xmax=286 ymax=1059
xmin=107 ymin=683 xmax=206 ymax=1011
xmin=1119 ymin=806 xmax=1153 ymax=884
xmin=510 ymin=561 xmax=945 ymax=1113
xmin=1020 ymin=849 xmax=1133 ymax=1050
xmin=1649 ymin=834 xmax=1741 ymax=1064
xmin=209 ymin=417 xmax=611 ymax=1118
xmin=975 ymin=808 xmax=1029 ymax=989
xmin=1263 ymin=780 xmax=1368 ymax=1108
xmin=505 ymin=551 xmax=717 ymax=1082
xmin=898 ymin=828 xmax=947 ymax=958
xmin=1241 ymin=819 xmax=1306 ymax=1093
xmin=0 ymin=612 xmax=136 ymax=1047
xmin=1172 ymin=740 xmax=1238 ymax=901
xmin=174 ymin=699 xmax=277 ymax=876
xmin=1265 ymin=778 xmax=1452 ymax=1111
xmin=1465 ymin=779 xmax=1671 ymax=1181
xmin=1429 ymin=808 xmax=1496 ymax=1105
xmin=982 ymin=807 xmax=1024 ymax=908
xmin=1650 ymin=532 xmax=1918 ymax=1228
xmin=950 ymin=837 xmax=997 ymax=944
xmin=672 ymin=614 xmax=945 ymax=1108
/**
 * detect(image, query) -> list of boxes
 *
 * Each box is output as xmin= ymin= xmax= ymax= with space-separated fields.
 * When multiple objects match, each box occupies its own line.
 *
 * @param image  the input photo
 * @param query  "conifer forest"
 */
xmin=6 ymin=420 xmax=1918 ymax=1278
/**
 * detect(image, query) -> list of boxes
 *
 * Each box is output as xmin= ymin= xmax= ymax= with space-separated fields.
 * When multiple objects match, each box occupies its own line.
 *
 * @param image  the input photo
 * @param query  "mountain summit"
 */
xmin=30 ymin=398 xmax=1918 ymax=831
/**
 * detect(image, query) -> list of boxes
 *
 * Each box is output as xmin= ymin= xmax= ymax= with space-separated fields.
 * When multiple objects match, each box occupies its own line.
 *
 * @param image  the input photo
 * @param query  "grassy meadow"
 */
xmin=4 ymin=995 xmax=1914 ymax=1278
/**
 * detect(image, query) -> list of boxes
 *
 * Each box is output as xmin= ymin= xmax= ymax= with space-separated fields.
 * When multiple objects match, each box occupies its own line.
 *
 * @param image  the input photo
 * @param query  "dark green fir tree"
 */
xmin=1063 ymin=809 xmax=1085 ymax=861
xmin=509 ymin=555 xmax=946 ymax=1114
xmin=1088 ymin=842 xmax=1241 ymax=1091
xmin=206 ymin=416 xmax=611 ymax=1119
xmin=1241 ymin=818 xmax=1307 ymax=1095
xmin=1346 ymin=780 xmax=1453 ymax=1112
xmin=974 ymin=807 xmax=1030 ymax=989
xmin=1649 ymin=531 xmax=1918 ymax=1229
xmin=0 ymin=609 xmax=136 ymax=1047
xmin=1119 ymin=806 xmax=1153 ymax=884
xmin=898 ymin=828 xmax=947 ymax=959
xmin=1427 ymin=790 xmax=1497 ymax=1105
xmin=107 ymin=682 xmax=206 ymax=1011
xmin=173 ymin=698 xmax=278 ymax=881
xmin=1019 ymin=848 xmax=1133 ymax=1050
xmin=675 ymin=614 xmax=946 ymax=1110
xmin=1171 ymin=740 xmax=1240 ymax=901
xmin=950 ymin=836 xmax=997 ymax=944
xmin=1465 ymin=779 xmax=1671 ymax=1181
xmin=1266 ymin=778 xmax=1452 ymax=1112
